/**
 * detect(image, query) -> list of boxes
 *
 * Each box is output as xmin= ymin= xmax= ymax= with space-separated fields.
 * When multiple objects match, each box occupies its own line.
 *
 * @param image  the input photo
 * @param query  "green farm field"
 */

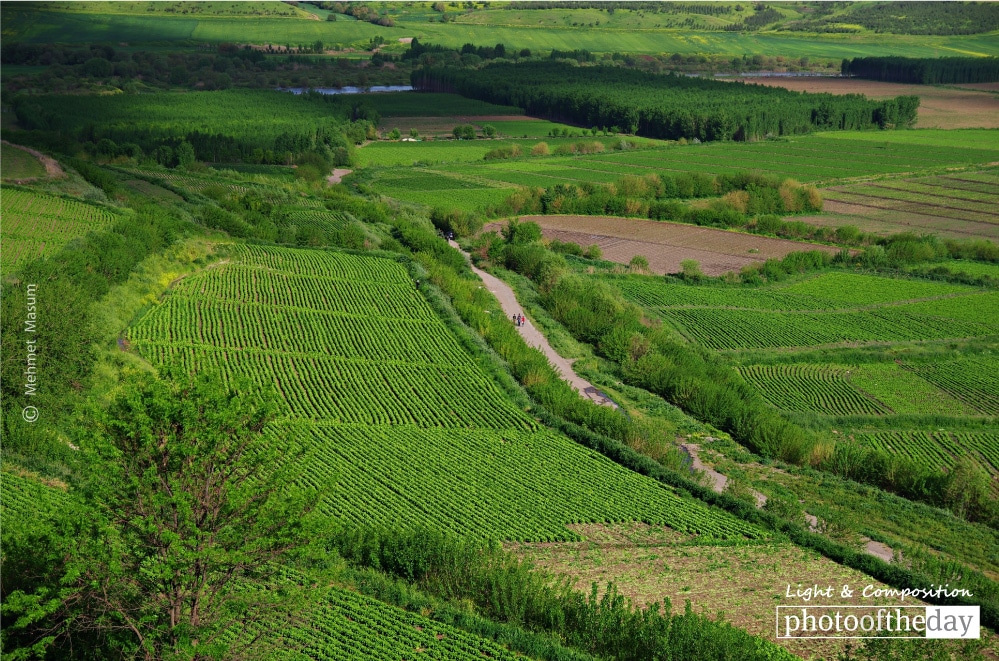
xmin=366 ymin=131 xmax=999 ymax=214
xmin=129 ymin=243 xmax=761 ymax=542
xmin=358 ymin=135 xmax=653 ymax=167
xmin=1 ymin=188 xmax=117 ymax=276
xmin=1 ymin=143 xmax=46 ymax=180
xmin=623 ymin=272 xmax=998 ymax=351
xmin=609 ymin=269 xmax=999 ymax=486
xmin=18 ymin=90 xmax=357 ymax=146
xmin=6 ymin=3 xmax=999 ymax=59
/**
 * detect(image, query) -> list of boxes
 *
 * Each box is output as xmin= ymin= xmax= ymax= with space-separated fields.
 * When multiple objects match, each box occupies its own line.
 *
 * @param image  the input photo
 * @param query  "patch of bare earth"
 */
xmin=726 ymin=77 xmax=999 ymax=129
xmin=953 ymin=82 xmax=999 ymax=93
xmin=489 ymin=215 xmax=838 ymax=276
xmin=327 ymin=168 xmax=352 ymax=184
xmin=510 ymin=522 xmax=937 ymax=660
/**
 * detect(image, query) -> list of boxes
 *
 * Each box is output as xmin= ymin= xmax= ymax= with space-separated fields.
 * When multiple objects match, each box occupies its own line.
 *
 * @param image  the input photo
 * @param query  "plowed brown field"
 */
xmin=485 ymin=215 xmax=840 ymax=276
xmin=727 ymin=77 xmax=999 ymax=129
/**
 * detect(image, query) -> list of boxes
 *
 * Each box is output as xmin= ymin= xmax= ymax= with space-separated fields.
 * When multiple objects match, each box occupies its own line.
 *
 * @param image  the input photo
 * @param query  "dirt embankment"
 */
xmin=2 ymin=140 xmax=65 ymax=181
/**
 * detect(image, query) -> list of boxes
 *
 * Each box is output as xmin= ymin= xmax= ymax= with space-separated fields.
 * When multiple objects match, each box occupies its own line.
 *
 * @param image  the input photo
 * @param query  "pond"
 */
xmin=281 ymin=85 xmax=415 ymax=95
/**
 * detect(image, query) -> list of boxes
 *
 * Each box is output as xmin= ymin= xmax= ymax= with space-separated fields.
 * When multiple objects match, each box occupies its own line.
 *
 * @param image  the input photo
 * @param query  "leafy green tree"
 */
xmin=174 ymin=141 xmax=196 ymax=168
xmin=2 ymin=371 xmax=329 ymax=660
xmin=502 ymin=218 xmax=542 ymax=245
xmin=482 ymin=124 xmax=497 ymax=138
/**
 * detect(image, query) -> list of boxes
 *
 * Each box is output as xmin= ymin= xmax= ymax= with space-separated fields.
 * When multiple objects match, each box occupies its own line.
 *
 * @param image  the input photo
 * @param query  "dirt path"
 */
xmin=450 ymin=241 xmax=616 ymax=408
xmin=2 ymin=140 xmax=65 ymax=180
xmin=680 ymin=443 xmax=728 ymax=492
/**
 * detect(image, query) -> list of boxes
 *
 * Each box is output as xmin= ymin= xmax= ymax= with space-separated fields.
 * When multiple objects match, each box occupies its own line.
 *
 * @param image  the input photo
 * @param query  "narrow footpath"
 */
xmin=450 ymin=241 xmax=617 ymax=408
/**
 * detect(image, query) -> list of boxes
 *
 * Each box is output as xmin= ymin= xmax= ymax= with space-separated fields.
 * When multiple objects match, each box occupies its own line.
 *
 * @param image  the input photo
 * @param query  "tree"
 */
xmin=2 ymin=371 xmax=329 ymax=660
xmin=502 ymin=218 xmax=542 ymax=245
xmin=175 ymin=141 xmax=196 ymax=168
xmin=482 ymin=124 xmax=496 ymax=138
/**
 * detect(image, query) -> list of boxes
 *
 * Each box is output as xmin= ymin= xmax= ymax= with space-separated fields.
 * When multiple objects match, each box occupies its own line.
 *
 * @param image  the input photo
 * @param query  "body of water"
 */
xmin=281 ymin=85 xmax=414 ymax=95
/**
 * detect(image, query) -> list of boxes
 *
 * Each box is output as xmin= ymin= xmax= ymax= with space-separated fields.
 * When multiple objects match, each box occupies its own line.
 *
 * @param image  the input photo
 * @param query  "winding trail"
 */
xmin=450 ymin=241 xmax=616 ymax=408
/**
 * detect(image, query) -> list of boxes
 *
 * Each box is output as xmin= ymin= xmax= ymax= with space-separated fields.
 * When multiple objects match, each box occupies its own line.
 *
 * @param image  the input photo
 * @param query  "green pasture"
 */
xmin=814 ymin=129 xmax=999 ymax=151
xmin=6 ymin=4 xmax=998 ymax=59
xmin=358 ymin=135 xmax=652 ymax=167
xmin=483 ymin=119 xmax=583 ymax=138
xmin=417 ymin=135 xmax=999 ymax=188
xmin=1 ymin=143 xmax=46 ymax=179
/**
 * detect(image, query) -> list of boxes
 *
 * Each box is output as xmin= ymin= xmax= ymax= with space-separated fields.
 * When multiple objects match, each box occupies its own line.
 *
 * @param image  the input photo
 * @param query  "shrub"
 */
xmin=629 ymin=255 xmax=649 ymax=271
xmin=530 ymin=142 xmax=550 ymax=156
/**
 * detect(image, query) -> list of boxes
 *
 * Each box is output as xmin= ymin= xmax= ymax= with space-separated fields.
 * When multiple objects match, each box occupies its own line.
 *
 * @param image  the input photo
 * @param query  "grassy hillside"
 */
xmin=4 ymin=3 xmax=998 ymax=58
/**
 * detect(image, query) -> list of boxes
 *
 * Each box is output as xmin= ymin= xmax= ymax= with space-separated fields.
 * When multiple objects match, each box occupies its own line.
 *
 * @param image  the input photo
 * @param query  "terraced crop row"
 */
xmin=823 ymin=189 xmax=999 ymax=225
xmin=1 ymin=471 xmax=69 ymax=520
xmin=737 ymin=364 xmax=891 ymax=416
xmin=932 ymin=176 xmax=999 ymax=195
xmin=668 ymin=307 xmax=992 ymax=350
xmin=908 ymin=357 xmax=999 ymax=416
xmin=231 ymin=244 xmax=406 ymax=281
xmin=131 ymin=297 xmax=471 ymax=366
xmin=181 ymin=267 xmax=433 ymax=319
xmin=856 ymin=431 xmax=999 ymax=476
xmin=847 ymin=363 xmax=979 ymax=417
xmin=1 ymin=188 xmax=116 ymax=275
xmin=280 ymin=424 xmax=765 ymax=541
xmin=883 ymin=179 xmax=999 ymax=205
xmin=287 ymin=587 xmax=521 ymax=660
xmin=135 ymin=343 xmax=532 ymax=429
xmin=280 ymin=208 xmax=353 ymax=235
xmin=619 ymin=273 xmax=974 ymax=313
xmin=831 ymin=183 xmax=999 ymax=216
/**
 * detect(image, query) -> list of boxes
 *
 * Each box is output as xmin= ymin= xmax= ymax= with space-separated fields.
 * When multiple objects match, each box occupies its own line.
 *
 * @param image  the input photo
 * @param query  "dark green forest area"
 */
xmin=414 ymin=61 xmax=920 ymax=141
xmin=843 ymin=56 xmax=999 ymax=84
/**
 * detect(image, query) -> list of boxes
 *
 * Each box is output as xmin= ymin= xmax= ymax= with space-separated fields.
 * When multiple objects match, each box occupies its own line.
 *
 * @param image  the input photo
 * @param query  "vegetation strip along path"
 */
xmin=450 ymin=240 xmax=616 ymax=409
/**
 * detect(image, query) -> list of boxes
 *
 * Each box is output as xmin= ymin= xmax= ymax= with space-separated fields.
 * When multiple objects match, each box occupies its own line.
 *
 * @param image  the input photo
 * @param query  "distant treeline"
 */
xmin=413 ymin=62 xmax=919 ymax=141
xmin=843 ymin=56 xmax=999 ymax=85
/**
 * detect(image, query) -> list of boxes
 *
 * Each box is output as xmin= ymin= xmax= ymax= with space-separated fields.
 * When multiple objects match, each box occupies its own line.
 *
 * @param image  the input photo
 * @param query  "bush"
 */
xmin=530 ymin=142 xmax=550 ymax=156
xmin=484 ymin=144 xmax=522 ymax=160
xmin=430 ymin=208 xmax=484 ymax=237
